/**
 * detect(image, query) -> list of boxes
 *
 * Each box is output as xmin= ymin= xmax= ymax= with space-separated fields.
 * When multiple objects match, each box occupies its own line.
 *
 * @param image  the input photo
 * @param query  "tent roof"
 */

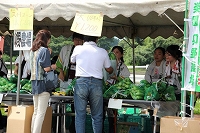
xmin=0 ymin=0 xmax=185 ymax=39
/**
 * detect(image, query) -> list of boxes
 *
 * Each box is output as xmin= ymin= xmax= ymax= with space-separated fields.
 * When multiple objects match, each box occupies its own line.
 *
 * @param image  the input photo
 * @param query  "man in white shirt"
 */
xmin=71 ymin=35 xmax=113 ymax=133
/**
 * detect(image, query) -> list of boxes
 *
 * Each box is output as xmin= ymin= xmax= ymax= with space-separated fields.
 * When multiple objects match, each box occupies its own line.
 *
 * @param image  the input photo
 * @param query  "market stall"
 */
xmin=0 ymin=0 xmax=185 ymax=39
xmin=0 ymin=92 xmax=180 ymax=133
xmin=0 ymin=1 xmax=186 ymax=133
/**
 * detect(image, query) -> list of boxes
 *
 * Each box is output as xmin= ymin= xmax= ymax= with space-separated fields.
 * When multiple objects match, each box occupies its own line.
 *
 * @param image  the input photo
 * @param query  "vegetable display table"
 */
xmin=1 ymin=93 xmax=180 ymax=133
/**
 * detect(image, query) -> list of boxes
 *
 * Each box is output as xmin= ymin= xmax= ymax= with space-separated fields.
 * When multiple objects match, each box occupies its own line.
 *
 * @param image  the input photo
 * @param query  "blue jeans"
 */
xmin=74 ymin=77 xmax=103 ymax=133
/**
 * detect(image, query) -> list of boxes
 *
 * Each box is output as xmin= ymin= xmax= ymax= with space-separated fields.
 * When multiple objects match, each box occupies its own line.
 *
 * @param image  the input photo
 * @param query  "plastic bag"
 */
xmin=194 ymin=98 xmax=200 ymax=114
xmin=144 ymin=83 xmax=160 ymax=101
xmin=103 ymin=52 xmax=117 ymax=82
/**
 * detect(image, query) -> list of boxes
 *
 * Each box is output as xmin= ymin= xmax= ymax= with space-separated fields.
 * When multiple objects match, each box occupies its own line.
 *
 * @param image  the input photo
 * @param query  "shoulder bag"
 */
xmin=44 ymin=70 xmax=59 ymax=91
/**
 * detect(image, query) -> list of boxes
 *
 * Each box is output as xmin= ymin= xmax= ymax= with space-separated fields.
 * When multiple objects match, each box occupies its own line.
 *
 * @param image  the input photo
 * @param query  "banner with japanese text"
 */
xmin=183 ymin=0 xmax=200 ymax=92
xmin=13 ymin=31 xmax=33 ymax=51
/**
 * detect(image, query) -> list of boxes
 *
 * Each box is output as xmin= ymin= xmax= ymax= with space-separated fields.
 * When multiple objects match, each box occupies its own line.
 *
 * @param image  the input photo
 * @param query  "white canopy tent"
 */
xmin=0 ymin=0 xmax=185 ymax=39
xmin=0 ymin=0 xmax=186 ymax=110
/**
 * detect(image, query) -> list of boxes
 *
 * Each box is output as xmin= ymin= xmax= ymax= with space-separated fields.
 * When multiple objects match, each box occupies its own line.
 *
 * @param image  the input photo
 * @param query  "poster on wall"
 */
xmin=0 ymin=36 xmax=4 ymax=53
xmin=13 ymin=30 xmax=33 ymax=51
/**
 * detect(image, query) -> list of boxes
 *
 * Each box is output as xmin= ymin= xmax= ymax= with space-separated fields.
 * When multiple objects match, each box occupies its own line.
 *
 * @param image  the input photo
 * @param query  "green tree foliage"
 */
xmin=49 ymin=36 xmax=73 ymax=58
xmin=97 ymin=36 xmax=119 ymax=51
xmin=2 ymin=34 xmax=183 ymax=67
xmin=118 ymin=36 xmax=183 ymax=66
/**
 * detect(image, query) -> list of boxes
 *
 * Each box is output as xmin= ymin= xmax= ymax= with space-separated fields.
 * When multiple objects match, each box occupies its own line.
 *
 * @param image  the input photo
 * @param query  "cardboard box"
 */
xmin=6 ymin=105 xmax=34 ymax=133
xmin=7 ymin=105 xmax=52 ymax=133
xmin=41 ymin=106 xmax=52 ymax=133
xmin=160 ymin=116 xmax=200 ymax=133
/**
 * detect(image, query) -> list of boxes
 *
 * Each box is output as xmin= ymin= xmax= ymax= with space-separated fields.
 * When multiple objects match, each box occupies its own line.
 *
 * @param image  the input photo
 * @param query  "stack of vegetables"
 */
xmin=10 ymin=75 xmax=32 ymax=94
xmin=144 ymin=80 xmax=176 ymax=101
xmin=129 ymin=83 xmax=146 ymax=100
xmin=103 ymin=78 xmax=177 ymax=101
xmin=0 ymin=77 xmax=16 ymax=92
xmin=103 ymin=77 xmax=133 ymax=99
xmin=20 ymin=79 xmax=32 ymax=93
xmin=0 ymin=74 xmax=32 ymax=94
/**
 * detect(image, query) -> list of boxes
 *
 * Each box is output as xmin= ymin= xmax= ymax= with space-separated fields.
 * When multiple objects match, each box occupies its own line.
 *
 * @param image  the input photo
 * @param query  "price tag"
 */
xmin=71 ymin=13 xmax=103 ymax=37
xmin=108 ymin=98 xmax=122 ymax=109
xmin=0 ymin=94 xmax=3 ymax=103
xmin=9 ymin=8 xmax=34 ymax=30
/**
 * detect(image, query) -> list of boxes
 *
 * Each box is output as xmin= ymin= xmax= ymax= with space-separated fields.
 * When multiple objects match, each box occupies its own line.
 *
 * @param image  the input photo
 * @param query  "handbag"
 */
xmin=44 ymin=70 xmax=59 ymax=91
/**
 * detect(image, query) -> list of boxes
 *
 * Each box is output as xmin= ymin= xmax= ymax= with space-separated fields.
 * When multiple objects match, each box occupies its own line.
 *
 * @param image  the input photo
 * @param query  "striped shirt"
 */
xmin=30 ymin=47 xmax=51 ymax=80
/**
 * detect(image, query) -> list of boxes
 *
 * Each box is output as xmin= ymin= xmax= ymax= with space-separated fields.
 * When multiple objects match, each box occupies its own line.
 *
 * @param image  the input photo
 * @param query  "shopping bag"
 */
xmin=194 ymin=98 xmax=200 ymax=114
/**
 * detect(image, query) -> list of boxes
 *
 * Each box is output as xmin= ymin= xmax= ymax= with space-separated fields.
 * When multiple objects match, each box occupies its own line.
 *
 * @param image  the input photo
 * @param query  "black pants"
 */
xmin=0 ymin=111 xmax=3 ymax=129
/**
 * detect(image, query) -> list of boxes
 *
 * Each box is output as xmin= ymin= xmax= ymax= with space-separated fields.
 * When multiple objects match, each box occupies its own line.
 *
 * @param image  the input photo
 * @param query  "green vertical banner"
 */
xmin=184 ymin=0 xmax=200 ymax=92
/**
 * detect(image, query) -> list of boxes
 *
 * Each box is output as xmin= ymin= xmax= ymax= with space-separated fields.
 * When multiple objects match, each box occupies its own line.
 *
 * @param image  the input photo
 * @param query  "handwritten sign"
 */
xmin=71 ymin=13 xmax=103 ymax=37
xmin=108 ymin=98 xmax=122 ymax=109
xmin=13 ymin=30 xmax=33 ymax=51
xmin=9 ymin=8 xmax=33 ymax=30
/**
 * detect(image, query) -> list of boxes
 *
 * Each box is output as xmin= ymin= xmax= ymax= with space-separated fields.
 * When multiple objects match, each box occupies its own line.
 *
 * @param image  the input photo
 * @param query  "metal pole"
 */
xmin=10 ymin=35 xmax=13 ymax=74
xmin=181 ymin=0 xmax=189 ymax=117
xmin=132 ymin=35 xmax=135 ymax=83
xmin=16 ymin=50 xmax=22 ymax=105
xmin=56 ymin=103 xmax=60 ymax=133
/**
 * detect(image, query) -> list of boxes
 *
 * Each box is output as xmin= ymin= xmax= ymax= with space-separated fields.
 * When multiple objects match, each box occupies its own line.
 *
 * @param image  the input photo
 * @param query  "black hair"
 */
xmin=111 ymin=46 xmax=124 ymax=63
xmin=154 ymin=47 xmax=165 ymax=55
xmin=0 ymin=50 xmax=2 ymax=55
xmin=51 ymin=55 xmax=58 ymax=65
xmin=72 ymin=32 xmax=84 ymax=40
xmin=166 ymin=45 xmax=182 ymax=60
xmin=84 ymin=35 xmax=98 ymax=42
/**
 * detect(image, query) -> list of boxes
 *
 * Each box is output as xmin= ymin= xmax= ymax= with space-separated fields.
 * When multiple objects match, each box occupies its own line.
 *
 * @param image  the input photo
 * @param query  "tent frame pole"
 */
xmin=131 ymin=34 xmax=135 ymax=83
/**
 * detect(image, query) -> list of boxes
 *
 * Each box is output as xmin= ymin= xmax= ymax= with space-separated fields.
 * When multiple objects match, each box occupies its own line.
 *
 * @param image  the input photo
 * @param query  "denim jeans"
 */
xmin=74 ymin=77 xmax=103 ymax=133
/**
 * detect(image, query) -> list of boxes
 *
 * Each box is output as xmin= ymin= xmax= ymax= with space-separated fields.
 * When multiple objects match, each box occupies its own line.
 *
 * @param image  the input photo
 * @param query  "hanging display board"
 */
xmin=9 ymin=8 xmax=33 ymax=30
xmin=13 ymin=30 xmax=33 ymax=51
xmin=71 ymin=13 xmax=103 ymax=37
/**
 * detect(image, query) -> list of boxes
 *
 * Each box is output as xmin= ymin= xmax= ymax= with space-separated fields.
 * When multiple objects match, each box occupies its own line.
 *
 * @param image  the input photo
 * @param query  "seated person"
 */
xmin=105 ymin=46 xmax=130 ymax=133
xmin=165 ymin=45 xmax=182 ymax=100
xmin=145 ymin=47 xmax=166 ymax=83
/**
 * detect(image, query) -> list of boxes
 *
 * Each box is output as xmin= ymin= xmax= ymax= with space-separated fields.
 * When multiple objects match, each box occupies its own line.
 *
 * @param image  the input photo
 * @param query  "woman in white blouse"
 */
xmin=145 ymin=47 xmax=166 ymax=83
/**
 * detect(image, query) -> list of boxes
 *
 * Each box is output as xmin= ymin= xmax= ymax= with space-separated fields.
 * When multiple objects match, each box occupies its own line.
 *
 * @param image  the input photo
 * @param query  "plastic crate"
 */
xmin=118 ymin=114 xmax=141 ymax=123
xmin=117 ymin=122 xmax=140 ymax=133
